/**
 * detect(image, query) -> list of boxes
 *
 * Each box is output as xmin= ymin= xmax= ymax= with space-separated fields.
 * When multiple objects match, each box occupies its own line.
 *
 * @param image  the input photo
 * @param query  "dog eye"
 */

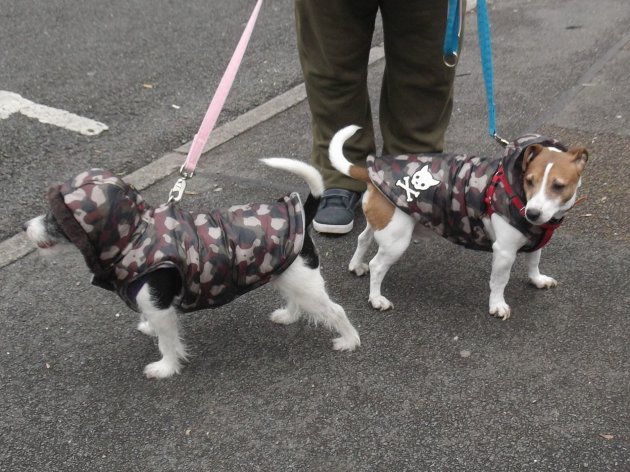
xmin=552 ymin=182 xmax=566 ymax=192
xmin=525 ymin=176 xmax=535 ymax=187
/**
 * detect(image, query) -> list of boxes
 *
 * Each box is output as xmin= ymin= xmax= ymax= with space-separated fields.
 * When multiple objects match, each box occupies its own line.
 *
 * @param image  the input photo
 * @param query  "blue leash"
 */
xmin=443 ymin=0 xmax=509 ymax=147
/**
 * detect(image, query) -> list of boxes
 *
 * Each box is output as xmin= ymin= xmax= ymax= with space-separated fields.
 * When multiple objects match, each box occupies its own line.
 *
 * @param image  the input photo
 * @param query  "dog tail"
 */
xmin=260 ymin=158 xmax=324 ymax=227
xmin=329 ymin=125 xmax=371 ymax=183
xmin=260 ymin=158 xmax=324 ymax=198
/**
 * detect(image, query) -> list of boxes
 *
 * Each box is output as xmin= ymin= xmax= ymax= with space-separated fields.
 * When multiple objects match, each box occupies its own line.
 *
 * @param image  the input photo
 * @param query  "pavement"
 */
xmin=1 ymin=1 xmax=629 ymax=471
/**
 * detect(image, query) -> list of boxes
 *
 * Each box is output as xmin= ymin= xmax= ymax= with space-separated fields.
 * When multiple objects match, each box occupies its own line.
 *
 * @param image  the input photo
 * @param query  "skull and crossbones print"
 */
xmin=395 ymin=165 xmax=441 ymax=202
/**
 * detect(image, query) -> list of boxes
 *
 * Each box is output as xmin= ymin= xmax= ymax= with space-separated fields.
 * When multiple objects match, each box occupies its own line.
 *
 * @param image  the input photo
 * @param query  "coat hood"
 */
xmin=48 ymin=169 xmax=149 ymax=277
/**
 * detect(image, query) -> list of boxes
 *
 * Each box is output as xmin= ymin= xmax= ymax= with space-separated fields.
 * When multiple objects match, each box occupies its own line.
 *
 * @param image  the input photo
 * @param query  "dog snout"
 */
xmin=525 ymin=208 xmax=541 ymax=222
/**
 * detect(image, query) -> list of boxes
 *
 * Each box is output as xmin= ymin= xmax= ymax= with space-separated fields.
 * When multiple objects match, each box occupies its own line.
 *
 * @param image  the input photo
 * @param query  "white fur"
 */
xmin=260 ymin=158 xmax=324 ymax=197
xmin=328 ymin=125 xmax=362 ymax=176
xmin=487 ymin=214 xmax=528 ymax=319
xmin=271 ymin=256 xmax=360 ymax=351
xmin=349 ymin=209 xmax=415 ymax=311
xmin=23 ymin=215 xmax=75 ymax=257
xmin=136 ymin=285 xmax=188 ymax=379
xmin=330 ymin=125 xmax=575 ymax=320
xmin=24 ymin=215 xmax=65 ymax=251
xmin=24 ymin=215 xmax=48 ymax=245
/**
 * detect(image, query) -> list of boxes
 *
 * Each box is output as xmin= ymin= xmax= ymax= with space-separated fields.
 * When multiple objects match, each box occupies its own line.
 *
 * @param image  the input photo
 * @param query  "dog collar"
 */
xmin=484 ymin=164 xmax=563 ymax=251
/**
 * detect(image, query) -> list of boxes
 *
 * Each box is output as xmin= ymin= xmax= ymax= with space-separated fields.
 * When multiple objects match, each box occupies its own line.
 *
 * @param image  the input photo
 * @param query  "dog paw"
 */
xmin=143 ymin=359 xmax=182 ymax=379
xmin=270 ymin=308 xmax=299 ymax=325
xmin=369 ymin=295 xmax=393 ymax=311
xmin=137 ymin=320 xmax=156 ymax=337
xmin=530 ymin=275 xmax=558 ymax=289
xmin=332 ymin=333 xmax=361 ymax=352
xmin=489 ymin=303 xmax=511 ymax=320
xmin=349 ymin=262 xmax=369 ymax=277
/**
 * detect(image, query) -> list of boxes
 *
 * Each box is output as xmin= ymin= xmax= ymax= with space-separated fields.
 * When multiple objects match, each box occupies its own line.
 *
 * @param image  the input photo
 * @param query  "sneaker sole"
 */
xmin=312 ymin=220 xmax=354 ymax=235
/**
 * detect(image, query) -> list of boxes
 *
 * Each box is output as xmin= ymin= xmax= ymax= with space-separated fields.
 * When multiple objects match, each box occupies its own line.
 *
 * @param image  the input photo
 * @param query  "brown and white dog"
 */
xmin=329 ymin=125 xmax=588 ymax=319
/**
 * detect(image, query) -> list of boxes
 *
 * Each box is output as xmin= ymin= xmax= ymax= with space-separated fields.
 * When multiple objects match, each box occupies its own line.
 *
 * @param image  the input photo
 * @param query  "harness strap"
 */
xmin=484 ymin=165 xmax=562 ymax=251
xmin=484 ymin=166 xmax=521 ymax=217
xmin=534 ymin=221 xmax=561 ymax=250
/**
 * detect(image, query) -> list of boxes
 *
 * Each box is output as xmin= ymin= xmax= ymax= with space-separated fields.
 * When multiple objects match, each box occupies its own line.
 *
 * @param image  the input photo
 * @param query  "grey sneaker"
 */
xmin=313 ymin=188 xmax=362 ymax=235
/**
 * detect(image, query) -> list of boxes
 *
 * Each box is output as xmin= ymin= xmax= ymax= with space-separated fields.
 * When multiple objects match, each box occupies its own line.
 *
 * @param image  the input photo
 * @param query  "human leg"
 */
xmin=295 ymin=0 xmax=379 ymax=191
xmin=295 ymin=0 xmax=382 ymax=233
xmin=379 ymin=0 xmax=462 ymax=154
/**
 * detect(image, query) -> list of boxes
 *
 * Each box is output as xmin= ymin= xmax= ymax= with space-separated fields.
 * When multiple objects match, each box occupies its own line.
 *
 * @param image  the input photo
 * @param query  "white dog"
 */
xmin=24 ymin=159 xmax=360 ymax=378
xmin=329 ymin=125 xmax=588 ymax=319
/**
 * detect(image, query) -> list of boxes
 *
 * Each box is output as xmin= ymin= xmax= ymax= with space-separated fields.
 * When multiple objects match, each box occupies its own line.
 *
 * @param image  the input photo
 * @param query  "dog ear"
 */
xmin=522 ymin=144 xmax=543 ymax=171
xmin=569 ymin=147 xmax=588 ymax=172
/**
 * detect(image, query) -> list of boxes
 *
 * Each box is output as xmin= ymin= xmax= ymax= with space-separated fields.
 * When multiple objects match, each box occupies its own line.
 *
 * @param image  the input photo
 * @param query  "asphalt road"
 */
xmin=1 ymin=0 xmax=629 ymax=471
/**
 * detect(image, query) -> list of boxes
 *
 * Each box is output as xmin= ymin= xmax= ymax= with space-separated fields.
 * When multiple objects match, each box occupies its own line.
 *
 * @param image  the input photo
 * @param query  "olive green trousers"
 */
xmin=295 ymin=0 xmax=463 ymax=191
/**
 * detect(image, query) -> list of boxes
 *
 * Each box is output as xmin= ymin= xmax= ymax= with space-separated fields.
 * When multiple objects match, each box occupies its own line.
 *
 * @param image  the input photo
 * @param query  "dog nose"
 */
xmin=21 ymin=221 xmax=29 ymax=232
xmin=526 ymin=209 xmax=541 ymax=221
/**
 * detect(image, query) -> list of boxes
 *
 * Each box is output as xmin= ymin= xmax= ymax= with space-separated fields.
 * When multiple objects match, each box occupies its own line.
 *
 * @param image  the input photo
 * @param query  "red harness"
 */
xmin=484 ymin=165 xmax=563 ymax=251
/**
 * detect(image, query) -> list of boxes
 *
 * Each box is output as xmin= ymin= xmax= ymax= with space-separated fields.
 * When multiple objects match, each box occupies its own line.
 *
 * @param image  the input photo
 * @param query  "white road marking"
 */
xmin=0 ymin=91 xmax=108 ymax=136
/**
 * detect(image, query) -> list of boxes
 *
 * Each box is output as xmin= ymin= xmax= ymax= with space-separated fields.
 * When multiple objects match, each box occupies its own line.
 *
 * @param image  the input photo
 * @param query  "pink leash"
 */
xmin=169 ymin=0 xmax=264 ymax=203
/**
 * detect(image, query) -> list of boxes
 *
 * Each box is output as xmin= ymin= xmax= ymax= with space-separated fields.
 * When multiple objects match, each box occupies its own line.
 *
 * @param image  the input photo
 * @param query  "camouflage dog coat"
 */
xmin=367 ymin=134 xmax=567 ymax=252
xmin=48 ymin=169 xmax=305 ymax=313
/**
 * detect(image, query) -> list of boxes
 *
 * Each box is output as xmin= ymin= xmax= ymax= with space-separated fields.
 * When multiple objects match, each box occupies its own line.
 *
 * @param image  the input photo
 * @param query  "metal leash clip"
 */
xmin=492 ymin=133 xmax=510 ymax=148
xmin=443 ymin=51 xmax=459 ymax=68
xmin=443 ymin=0 xmax=463 ymax=68
xmin=167 ymin=165 xmax=195 ymax=203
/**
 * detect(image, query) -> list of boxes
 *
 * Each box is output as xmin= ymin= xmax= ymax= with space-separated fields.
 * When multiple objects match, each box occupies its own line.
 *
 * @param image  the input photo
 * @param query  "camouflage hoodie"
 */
xmin=48 ymin=169 xmax=305 ymax=313
xmin=367 ymin=134 xmax=567 ymax=252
